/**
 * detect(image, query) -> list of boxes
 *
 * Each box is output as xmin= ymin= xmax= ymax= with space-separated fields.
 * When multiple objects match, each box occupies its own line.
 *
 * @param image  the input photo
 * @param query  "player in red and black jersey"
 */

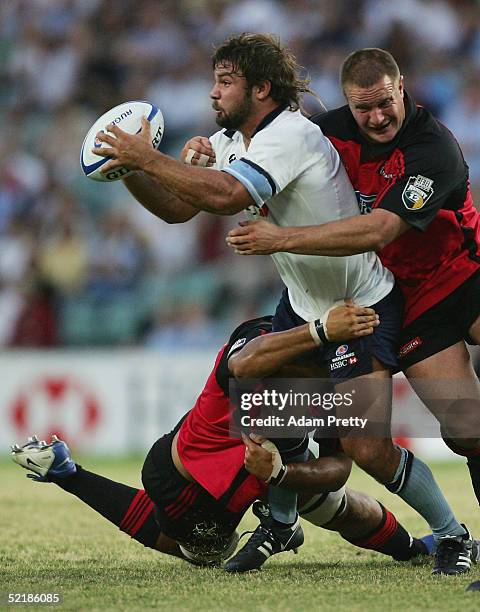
xmin=226 ymin=48 xmax=480 ymax=574
xmin=12 ymin=303 xmax=432 ymax=568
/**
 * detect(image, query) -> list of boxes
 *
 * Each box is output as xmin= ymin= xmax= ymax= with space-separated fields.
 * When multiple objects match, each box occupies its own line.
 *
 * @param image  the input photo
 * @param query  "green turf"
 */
xmin=1 ymin=457 xmax=480 ymax=611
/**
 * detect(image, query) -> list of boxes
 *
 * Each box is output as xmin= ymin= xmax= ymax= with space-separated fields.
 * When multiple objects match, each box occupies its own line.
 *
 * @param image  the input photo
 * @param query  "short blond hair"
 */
xmin=340 ymin=48 xmax=401 ymax=92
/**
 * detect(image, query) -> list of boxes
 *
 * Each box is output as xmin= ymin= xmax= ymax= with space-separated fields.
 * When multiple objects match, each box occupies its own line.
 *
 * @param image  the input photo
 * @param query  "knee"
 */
xmin=441 ymin=399 xmax=480 ymax=451
xmin=438 ymin=399 xmax=480 ymax=454
xmin=442 ymin=433 xmax=480 ymax=454
xmin=343 ymin=439 xmax=397 ymax=483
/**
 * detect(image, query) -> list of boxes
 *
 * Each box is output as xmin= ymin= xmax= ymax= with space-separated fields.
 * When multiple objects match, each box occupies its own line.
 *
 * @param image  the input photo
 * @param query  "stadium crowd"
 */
xmin=2 ymin=0 xmax=480 ymax=348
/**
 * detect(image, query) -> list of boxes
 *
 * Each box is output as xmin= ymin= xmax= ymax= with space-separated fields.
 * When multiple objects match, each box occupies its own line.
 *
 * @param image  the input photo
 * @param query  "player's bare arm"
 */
xmin=123 ymin=135 xmax=215 ymax=224
xmin=226 ymin=208 xmax=410 ymax=256
xmin=243 ymin=434 xmax=352 ymax=493
xmin=94 ymin=118 xmax=253 ymax=215
xmin=228 ymin=301 xmax=379 ymax=379
xmin=123 ymin=171 xmax=200 ymax=224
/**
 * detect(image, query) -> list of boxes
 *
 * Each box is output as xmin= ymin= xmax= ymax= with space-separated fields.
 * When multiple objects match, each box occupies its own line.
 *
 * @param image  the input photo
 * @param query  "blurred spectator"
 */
xmin=86 ymin=210 xmax=150 ymax=301
xmin=441 ymin=75 xmax=480 ymax=185
xmin=0 ymin=217 xmax=35 ymax=285
xmin=9 ymin=275 xmax=58 ymax=348
xmin=0 ymin=280 xmax=24 ymax=347
xmin=38 ymin=219 xmax=89 ymax=295
xmin=143 ymin=303 xmax=222 ymax=350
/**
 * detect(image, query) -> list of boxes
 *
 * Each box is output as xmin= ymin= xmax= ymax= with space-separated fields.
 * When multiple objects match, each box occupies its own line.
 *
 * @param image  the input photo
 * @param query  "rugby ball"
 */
xmin=80 ymin=101 xmax=164 ymax=182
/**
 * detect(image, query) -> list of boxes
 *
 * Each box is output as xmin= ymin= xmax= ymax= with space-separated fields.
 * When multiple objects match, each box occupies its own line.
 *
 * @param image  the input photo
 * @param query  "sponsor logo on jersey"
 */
xmin=329 ymin=352 xmax=358 ymax=370
xmin=332 ymin=351 xmax=355 ymax=363
xmin=355 ymin=191 xmax=377 ymax=215
xmin=228 ymin=153 xmax=237 ymax=164
xmin=335 ymin=344 xmax=349 ymax=357
xmin=379 ymin=165 xmax=397 ymax=180
xmin=398 ymin=336 xmax=423 ymax=358
xmin=402 ymin=175 xmax=434 ymax=211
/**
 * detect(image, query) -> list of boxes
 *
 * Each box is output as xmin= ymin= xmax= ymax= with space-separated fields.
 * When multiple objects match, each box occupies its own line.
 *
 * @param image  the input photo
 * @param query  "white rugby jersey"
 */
xmin=210 ymin=107 xmax=393 ymax=321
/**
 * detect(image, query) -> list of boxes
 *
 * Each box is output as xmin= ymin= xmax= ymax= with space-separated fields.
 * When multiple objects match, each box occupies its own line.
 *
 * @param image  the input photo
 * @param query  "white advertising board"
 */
xmin=0 ymin=351 xmax=458 ymax=459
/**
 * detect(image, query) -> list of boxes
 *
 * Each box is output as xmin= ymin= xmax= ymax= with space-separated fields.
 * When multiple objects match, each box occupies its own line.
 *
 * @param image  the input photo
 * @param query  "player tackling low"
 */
xmin=12 ymin=303 xmax=436 ymax=569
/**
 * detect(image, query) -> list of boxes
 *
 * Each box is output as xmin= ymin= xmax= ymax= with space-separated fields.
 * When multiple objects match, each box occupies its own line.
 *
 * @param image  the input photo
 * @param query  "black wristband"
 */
xmin=314 ymin=319 xmax=328 ymax=344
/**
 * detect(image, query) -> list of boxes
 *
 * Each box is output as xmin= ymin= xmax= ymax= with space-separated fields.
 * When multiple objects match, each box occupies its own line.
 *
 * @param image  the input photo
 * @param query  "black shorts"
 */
xmin=141 ymin=427 xmax=244 ymax=555
xmin=398 ymin=269 xmax=480 ymax=370
xmin=272 ymin=285 xmax=403 ymax=378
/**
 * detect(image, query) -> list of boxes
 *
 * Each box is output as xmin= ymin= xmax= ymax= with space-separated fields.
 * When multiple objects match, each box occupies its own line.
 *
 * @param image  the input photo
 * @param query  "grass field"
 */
xmin=1 ymin=456 xmax=480 ymax=612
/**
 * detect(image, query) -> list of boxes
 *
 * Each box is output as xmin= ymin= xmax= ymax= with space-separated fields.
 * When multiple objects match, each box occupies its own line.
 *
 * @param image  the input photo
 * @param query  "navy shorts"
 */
xmin=272 ymin=285 xmax=403 ymax=378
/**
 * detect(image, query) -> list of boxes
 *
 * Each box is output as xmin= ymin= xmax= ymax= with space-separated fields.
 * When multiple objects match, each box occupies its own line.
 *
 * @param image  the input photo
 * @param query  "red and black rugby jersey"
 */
xmin=176 ymin=317 xmax=272 ymax=513
xmin=311 ymin=91 xmax=480 ymax=326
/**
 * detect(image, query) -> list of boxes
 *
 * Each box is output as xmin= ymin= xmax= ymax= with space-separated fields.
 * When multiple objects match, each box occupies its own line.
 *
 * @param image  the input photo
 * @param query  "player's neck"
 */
xmin=239 ymin=99 xmax=279 ymax=147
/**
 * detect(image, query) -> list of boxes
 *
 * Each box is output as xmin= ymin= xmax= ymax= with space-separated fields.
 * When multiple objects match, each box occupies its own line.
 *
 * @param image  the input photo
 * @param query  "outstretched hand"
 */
xmin=93 ymin=116 xmax=155 ymax=174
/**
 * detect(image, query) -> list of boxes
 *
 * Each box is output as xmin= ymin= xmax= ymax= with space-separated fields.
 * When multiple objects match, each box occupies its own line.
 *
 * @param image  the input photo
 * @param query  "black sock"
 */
xmin=344 ymin=504 xmax=419 ymax=561
xmin=55 ymin=465 xmax=160 ymax=548
xmin=442 ymin=437 xmax=480 ymax=506
xmin=467 ymin=456 xmax=480 ymax=506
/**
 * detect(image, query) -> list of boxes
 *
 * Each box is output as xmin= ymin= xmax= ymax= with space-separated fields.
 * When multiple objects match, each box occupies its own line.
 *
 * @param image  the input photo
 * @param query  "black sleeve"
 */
xmin=215 ymin=325 xmax=268 ymax=396
xmin=376 ymin=123 xmax=468 ymax=231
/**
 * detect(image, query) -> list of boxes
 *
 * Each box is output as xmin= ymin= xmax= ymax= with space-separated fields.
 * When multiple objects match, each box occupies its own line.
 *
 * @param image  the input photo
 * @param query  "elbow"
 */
xmin=209 ymin=195 xmax=244 ymax=215
xmin=163 ymin=211 xmax=196 ymax=224
xmin=330 ymin=468 xmax=350 ymax=491
xmin=208 ymin=179 xmax=246 ymax=215
xmin=163 ymin=216 xmax=184 ymax=225
xmin=328 ymin=456 xmax=352 ymax=491
xmin=229 ymin=354 xmax=258 ymax=379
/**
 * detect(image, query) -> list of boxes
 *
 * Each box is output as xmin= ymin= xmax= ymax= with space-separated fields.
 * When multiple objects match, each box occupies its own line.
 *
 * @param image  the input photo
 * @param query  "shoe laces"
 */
xmin=237 ymin=525 xmax=275 ymax=552
xmin=435 ymin=538 xmax=464 ymax=567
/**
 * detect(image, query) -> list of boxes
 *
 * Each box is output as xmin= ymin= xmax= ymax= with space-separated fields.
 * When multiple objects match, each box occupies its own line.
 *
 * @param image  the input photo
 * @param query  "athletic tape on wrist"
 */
xmin=270 ymin=464 xmax=288 ymax=487
xmin=185 ymin=148 xmax=195 ymax=164
xmin=261 ymin=439 xmax=284 ymax=483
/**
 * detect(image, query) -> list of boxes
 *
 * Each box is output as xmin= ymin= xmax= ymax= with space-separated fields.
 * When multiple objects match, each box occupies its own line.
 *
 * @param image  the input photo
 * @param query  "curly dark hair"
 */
xmin=212 ymin=33 xmax=311 ymax=111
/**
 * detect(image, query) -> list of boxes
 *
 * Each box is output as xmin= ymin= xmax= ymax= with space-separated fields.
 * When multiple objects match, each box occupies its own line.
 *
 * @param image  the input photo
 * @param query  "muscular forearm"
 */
xmin=141 ymin=151 xmax=247 ymax=215
xmin=124 ymin=172 xmax=199 ymax=223
xmin=280 ymin=215 xmax=387 ymax=256
xmin=282 ymin=454 xmax=352 ymax=493
xmin=96 ymin=121 xmax=250 ymax=215
xmin=229 ymin=325 xmax=316 ymax=378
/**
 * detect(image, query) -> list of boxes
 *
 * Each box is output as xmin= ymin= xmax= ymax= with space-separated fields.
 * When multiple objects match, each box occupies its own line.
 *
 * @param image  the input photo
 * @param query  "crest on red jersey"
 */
xmin=402 ymin=175 xmax=434 ymax=211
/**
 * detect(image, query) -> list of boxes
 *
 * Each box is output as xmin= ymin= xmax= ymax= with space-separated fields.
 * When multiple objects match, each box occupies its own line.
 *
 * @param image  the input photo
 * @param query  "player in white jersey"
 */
xmin=210 ymin=108 xmax=391 ymax=321
xmin=91 ymin=33 xmax=468 ymax=575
